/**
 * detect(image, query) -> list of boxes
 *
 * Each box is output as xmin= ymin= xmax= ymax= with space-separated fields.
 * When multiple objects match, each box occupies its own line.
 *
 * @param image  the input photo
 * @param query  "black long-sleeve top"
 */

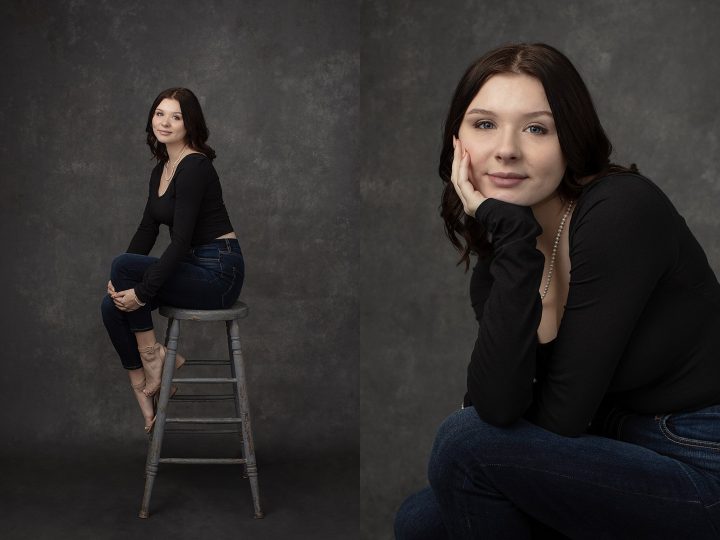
xmin=465 ymin=172 xmax=720 ymax=437
xmin=126 ymin=153 xmax=234 ymax=302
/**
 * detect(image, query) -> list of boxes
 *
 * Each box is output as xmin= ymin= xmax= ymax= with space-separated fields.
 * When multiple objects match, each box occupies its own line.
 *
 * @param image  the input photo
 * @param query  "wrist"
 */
xmin=133 ymin=288 xmax=147 ymax=306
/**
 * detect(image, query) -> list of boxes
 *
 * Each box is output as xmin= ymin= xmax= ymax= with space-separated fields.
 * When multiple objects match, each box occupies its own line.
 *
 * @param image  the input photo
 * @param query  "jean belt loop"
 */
xmin=225 ymin=238 xmax=231 ymax=252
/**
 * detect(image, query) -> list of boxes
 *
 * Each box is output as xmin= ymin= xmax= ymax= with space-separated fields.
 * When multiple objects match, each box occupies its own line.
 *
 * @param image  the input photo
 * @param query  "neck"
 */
xmin=165 ymin=140 xmax=189 ymax=163
xmin=531 ymin=193 xmax=567 ymax=248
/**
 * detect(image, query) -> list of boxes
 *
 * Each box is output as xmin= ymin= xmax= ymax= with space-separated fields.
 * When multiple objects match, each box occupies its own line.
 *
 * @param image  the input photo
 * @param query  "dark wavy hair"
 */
xmin=439 ymin=43 xmax=639 ymax=269
xmin=145 ymin=87 xmax=216 ymax=162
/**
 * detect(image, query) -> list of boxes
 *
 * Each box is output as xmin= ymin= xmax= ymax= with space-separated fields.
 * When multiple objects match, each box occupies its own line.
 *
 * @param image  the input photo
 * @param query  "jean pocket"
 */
xmin=658 ymin=405 xmax=720 ymax=451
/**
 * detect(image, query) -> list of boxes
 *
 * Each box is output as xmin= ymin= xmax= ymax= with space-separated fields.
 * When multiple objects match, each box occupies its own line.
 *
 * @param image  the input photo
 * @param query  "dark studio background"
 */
xmin=0 ymin=1 xmax=358 ymax=538
xmin=3 ymin=1 xmax=720 ymax=539
xmin=360 ymin=0 xmax=720 ymax=538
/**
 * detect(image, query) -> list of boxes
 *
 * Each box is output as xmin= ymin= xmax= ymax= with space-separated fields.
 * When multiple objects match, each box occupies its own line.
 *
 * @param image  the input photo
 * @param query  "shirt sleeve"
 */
xmin=133 ymin=158 xmax=210 ymax=303
xmin=466 ymin=198 xmax=545 ymax=426
xmin=523 ymin=176 xmax=677 ymax=436
xmin=126 ymin=179 xmax=160 ymax=255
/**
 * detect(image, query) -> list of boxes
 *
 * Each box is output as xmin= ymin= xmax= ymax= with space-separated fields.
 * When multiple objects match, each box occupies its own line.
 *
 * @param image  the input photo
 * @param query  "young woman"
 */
xmin=101 ymin=87 xmax=244 ymax=434
xmin=395 ymin=43 xmax=720 ymax=539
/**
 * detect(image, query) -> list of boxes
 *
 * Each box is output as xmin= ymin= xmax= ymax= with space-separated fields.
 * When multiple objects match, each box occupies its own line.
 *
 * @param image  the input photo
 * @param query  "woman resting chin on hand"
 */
xmin=395 ymin=42 xmax=720 ymax=540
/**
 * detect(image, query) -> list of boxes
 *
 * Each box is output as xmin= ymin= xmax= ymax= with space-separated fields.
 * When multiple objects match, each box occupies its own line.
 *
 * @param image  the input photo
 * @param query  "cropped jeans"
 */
xmin=101 ymin=238 xmax=244 ymax=370
xmin=394 ymin=404 xmax=720 ymax=539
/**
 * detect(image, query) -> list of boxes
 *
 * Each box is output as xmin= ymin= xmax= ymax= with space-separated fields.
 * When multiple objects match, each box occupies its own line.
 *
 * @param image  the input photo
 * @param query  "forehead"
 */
xmin=156 ymin=98 xmax=182 ymax=114
xmin=467 ymin=73 xmax=550 ymax=114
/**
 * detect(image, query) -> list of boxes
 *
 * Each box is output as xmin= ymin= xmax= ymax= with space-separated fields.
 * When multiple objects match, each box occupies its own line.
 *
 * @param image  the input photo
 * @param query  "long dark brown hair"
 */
xmin=145 ymin=87 xmax=216 ymax=162
xmin=439 ymin=43 xmax=638 ymax=269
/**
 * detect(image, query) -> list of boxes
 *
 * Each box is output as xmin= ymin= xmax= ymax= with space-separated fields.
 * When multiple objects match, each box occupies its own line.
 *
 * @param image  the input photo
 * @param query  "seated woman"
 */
xmin=101 ymin=87 xmax=244 ymax=435
xmin=395 ymin=43 xmax=720 ymax=539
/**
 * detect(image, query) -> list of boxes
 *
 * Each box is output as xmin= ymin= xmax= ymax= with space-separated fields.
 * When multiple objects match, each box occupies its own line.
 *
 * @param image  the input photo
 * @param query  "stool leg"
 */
xmin=227 ymin=320 xmax=264 ymax=518
xmin=227 ymin=331 xmax=248 ymax=478
xmin=139 ymin=317 xmax=181 ymax=518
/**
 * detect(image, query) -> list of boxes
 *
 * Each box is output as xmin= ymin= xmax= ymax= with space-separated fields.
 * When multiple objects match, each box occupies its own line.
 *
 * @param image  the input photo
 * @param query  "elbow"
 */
xmin=467 ymin=385 xmax=531 ymax=428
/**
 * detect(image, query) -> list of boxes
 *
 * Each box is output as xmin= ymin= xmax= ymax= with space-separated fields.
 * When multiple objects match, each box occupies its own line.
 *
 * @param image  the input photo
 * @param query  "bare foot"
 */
xmin=130 ymin=379 xmax=156 ymax=433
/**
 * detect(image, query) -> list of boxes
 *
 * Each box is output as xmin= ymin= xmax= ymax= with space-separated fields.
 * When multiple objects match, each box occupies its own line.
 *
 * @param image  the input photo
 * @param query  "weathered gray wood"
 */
xmin=137 ymin=307 xmax=263 ymax=520
xmin=171 ymin=377 xmax=237 ymax=383
xmin=228 ymin=319 xmax=264 ymax=519
xmin=158 ymin=301 xmax=249 ymax=321
xmin=165 ymin=417 xmax=242 ymax=423
xmin=159 ymin=458 xmax=246 ymax=464
xmin=139 ymin=317 xmax=181 ymax=518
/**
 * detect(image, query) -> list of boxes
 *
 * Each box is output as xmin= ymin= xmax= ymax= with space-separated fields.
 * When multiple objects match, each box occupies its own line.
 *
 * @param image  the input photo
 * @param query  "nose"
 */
xmin=494 ymin=129 xmax=521 ymax=161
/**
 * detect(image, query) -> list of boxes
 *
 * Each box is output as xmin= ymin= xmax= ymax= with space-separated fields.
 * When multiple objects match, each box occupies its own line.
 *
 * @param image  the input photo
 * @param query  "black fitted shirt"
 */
xmin=126 ymin=153 xmax=234 ymax=302
xmin=465 ymin=172 xmax=720 ymax=437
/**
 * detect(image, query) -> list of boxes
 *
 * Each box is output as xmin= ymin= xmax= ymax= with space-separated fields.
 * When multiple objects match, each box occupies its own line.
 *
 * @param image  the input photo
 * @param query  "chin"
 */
xmin=481 ymin=187 xmax=527 ymax=206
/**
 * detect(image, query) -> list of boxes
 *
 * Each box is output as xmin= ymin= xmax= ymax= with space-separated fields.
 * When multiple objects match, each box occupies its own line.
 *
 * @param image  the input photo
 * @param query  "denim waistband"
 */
xmin=193 ymin=238 xmax=241 ymax=252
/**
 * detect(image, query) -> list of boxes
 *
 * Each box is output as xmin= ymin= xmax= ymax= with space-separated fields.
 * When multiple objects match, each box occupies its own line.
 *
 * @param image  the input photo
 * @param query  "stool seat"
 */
xmin=159 ymin=300 xmax=249 ymax=321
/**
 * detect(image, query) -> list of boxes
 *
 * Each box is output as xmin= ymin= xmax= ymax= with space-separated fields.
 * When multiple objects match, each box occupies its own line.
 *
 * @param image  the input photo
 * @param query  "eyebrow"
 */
xmin=466 ymin=108 xmax=553 ymax=119
xmin=155 ymin=108 xmax=182 ymax=115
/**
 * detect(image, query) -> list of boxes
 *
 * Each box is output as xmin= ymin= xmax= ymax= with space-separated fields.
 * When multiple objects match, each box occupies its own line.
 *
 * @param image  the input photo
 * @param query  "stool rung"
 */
xmin=170 ymin=394 xmax=236 ymax=402
xmin=183 ymin=360 xmax=231 ymax=366
xmin=171 ymin=377 xmax=237 ymax=383
xmin=164 ymin=428 xmax=241 ymax=435
xmin=159 ymin=458 xmax=246 ymax=465
xmin=166 ymin=417 xmax=242 ymax=424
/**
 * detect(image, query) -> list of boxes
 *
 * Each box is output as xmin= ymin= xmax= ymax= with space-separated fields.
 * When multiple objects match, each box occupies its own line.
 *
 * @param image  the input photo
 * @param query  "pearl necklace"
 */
xmin=162 ymin=144 xmax=188 ymax=183
xmin=540 ymin=199 xmax=575 ymax=301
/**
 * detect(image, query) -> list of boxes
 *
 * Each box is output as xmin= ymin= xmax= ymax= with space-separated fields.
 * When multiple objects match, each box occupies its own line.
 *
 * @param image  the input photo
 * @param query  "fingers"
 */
xmin=451 ymin=136 xmax=470 ymax=209
xmin=451 ymin=135 xmax=486 ymax=216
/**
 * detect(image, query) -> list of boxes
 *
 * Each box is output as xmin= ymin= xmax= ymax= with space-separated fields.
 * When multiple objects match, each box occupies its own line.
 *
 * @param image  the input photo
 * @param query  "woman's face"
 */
xmin=151 ymin=98 xmax=188 ymax=147
xmin=457 ymin=73 xmax=566 ymax=207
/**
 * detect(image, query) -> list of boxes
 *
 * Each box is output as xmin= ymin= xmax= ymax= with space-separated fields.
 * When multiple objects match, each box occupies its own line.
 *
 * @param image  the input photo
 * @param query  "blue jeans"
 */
xmin=395 ymin=404 xmax=720 ymax=539
xmin=100 ymin=238 xmax=244 ymax=370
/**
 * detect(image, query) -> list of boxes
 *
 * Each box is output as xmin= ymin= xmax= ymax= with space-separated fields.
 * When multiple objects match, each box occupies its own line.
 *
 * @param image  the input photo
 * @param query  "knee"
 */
xmin=428 ymin=408 xmax=486 ymax=491
xmin=428 ymin=409 xmax=467 ymax=489
xmin=110 ymin=253 xmax=134 ymax=281
xmin=394 ymin=487 xmax=447 ymax=540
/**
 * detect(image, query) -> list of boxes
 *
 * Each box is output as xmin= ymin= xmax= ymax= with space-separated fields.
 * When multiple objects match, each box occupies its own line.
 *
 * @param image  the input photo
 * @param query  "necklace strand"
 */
xmin=162 ymin=144 xmax=188 ymax=183
xmin=540 ymin=199 xmax=575 ymax=301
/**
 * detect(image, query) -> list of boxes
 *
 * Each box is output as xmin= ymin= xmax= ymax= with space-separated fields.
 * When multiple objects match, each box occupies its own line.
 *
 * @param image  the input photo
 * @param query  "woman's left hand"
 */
xmin=112 ymin=288 xmax=143 ymax=312
xmin=452 ymin=135 xmax=488 ymax=216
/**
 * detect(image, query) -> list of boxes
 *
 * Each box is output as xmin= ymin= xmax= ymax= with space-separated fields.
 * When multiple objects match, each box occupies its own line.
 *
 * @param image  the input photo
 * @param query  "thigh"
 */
xmin=431 ymin=407 xmax=720 ymax=539
xmin=110 ymin=253 xmax=159 ymax=283
xmin=152 ymin=258 xmax=228 ymax=310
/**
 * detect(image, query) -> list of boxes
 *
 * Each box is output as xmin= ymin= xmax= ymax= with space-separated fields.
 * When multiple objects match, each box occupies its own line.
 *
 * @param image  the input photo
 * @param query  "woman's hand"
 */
xmin=112 ymin=288 xmax=143 ymax=312
xmin=107 ymin=280 xmax=116 ymax=296
xmin=452 ymin=135 xmax=488 ymax=216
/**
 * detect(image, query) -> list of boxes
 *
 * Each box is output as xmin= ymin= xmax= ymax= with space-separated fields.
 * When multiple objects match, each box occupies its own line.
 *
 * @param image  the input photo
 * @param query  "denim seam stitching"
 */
xmin=659 ymin=415 xmax=720 ymax=451
xmin=221 ymin=266 xmax=237 ymax=308
xmin=479 ymin=463 xmax=703 ymax=504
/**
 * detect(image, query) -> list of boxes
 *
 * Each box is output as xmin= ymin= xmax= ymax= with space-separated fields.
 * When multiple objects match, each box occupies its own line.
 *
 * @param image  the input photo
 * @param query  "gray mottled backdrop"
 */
xmin=0 ymin=0 xmax=357 ymax=476
xmin=360 ymin=0 xmax=720 ymax=538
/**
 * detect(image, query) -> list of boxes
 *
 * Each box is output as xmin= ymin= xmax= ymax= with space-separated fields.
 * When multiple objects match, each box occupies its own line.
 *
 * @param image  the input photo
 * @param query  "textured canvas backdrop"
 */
xmin=360 ymin=0 xmax=720 ymax=537
xmin=0 ymin=0 xmax=358 ymax=462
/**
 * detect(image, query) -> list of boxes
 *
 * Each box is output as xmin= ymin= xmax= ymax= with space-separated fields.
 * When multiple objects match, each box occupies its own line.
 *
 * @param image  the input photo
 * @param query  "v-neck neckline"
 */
xmin=156 ymin=152 xmax=204 ymax=198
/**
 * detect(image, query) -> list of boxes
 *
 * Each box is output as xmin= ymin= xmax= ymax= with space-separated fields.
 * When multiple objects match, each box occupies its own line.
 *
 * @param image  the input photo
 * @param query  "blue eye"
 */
xmin=473 ymin=120 xmax=494 ymax=129
xmin=527 ymin=125 xmax=548 ymax=135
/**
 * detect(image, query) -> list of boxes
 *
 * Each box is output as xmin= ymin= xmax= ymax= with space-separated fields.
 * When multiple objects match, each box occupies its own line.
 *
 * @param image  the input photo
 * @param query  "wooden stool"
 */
xmin=138 ymin=301 xmax=263 ymax=519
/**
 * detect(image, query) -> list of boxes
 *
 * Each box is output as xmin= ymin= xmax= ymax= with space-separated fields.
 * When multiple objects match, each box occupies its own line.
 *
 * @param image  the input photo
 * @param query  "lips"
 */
xmin=487 ymin=173 xmax=527 ymax=188
xmin=157 ymin=130 xmax=172 ymax=135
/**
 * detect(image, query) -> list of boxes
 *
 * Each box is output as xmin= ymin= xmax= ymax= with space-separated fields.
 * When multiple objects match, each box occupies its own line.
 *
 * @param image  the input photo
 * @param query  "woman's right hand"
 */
xmin=107 ymin=280 xmax=116 ymax=297
xmin=452 ymin=135 xmax=488 ymax=216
